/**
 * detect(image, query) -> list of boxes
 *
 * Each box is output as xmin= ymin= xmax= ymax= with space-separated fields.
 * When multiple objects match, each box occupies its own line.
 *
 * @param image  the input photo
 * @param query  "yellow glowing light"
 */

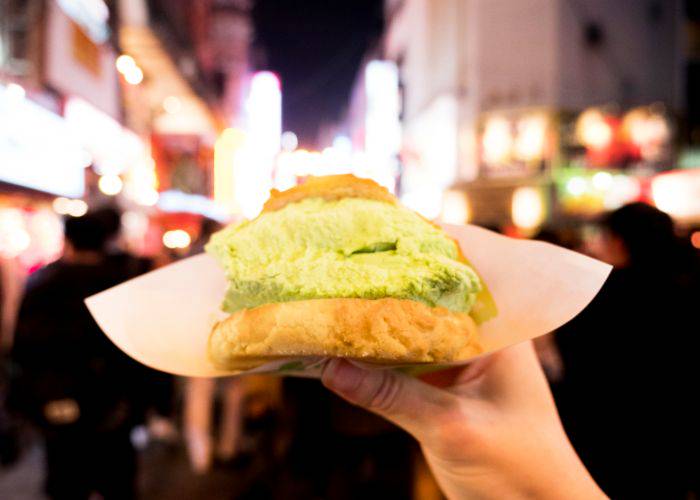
xmin=162 ymin=229 xmax=191 ymax=249
xmin=163 ymin=96 xmax=182 ymax=114
xmin=52 ymin=197 xmax=72 ymax=215
xmin=482 ymin=117 xmax=512 ymax=165
xmin=116 ymin=54 xmax=136 ymax=74
xmin=576 ymin=109 xmax=612 ymax=149
xmin=67 ymin=199 xmax=88 ymax=217
xmin=98 ymin=174 xmax=123 ymax=196
xmin=123 ymin=66 xmax=144 ymax=85
xmin=514 ymin=115 xmax=547 ymax=162
xmin=214 ymin=128 xmax=246 ymax=212
xmin=511 ymin=186 xmax=545 ymax=230
xmin=440 ymin=190 xmax=471 ymax=225
xmin=592 ymin=171 xmax=613 ymax=191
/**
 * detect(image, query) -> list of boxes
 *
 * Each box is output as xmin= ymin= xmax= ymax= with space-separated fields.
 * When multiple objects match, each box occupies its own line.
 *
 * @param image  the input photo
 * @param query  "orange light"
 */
xmin=691 ymin=231 xmax=700 ymax=249
xmin=440 ymin=190 xmax=471 ymax=225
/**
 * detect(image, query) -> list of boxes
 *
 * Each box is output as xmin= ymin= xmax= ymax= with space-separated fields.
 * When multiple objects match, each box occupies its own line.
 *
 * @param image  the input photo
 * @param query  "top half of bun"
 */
xmin=262 ymin=174 xmax=398 ymax=213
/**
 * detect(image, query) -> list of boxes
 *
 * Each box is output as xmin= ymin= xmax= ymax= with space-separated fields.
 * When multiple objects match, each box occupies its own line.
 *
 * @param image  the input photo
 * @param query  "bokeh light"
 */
xmin=440 ymin=190 xmax=471 ymax=225
xmin=98 ymin=174 xmax=124 ymax=196
xmin=482 ymin=117 xmax=512 ymax=165
xmin=162 ymin=229 xmax=191 ymax=249
xmin=511 ymin=186 xmax=545 ymax=230
xmin=281 ymin=131 xmax=298 ymax=152
xmin=576 ymin=109 xmax=613 ymax=149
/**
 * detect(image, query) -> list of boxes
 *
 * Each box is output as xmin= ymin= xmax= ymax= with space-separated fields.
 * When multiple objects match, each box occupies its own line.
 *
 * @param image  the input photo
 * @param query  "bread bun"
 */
xmin=208 ymin=175 xmax=483 ymax=370
xmin=209 ymin=298 xmax=482 ymax=370
xmin=262 ymin=174 xmax=397 ymax=212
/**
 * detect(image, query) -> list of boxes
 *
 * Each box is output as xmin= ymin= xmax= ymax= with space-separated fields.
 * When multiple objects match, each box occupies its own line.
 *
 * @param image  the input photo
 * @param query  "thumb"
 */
xmin=321 ymin=359 xmax=458 ymax=441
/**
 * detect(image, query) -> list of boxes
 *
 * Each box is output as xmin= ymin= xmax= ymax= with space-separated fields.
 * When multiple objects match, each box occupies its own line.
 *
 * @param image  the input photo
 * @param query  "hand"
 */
xmin=321 ymin=341 xmax=606 ymax=499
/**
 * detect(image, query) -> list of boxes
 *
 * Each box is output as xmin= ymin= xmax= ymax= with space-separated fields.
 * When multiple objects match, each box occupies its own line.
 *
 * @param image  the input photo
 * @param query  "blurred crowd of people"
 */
xmin=540 ymin=203 xmax=700 ymax=499
xmin=0 ymin=201 xmax=698 ymax=499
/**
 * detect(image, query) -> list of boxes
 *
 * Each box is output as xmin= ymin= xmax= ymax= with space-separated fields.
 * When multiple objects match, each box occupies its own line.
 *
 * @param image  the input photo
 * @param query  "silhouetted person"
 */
xmin=9 ymin=214 xmax=152 ymax=499
xmin=93 ymin=207 xmax=174 ymax=420
xmin=555 ymin=203 xmax=700 ymax=499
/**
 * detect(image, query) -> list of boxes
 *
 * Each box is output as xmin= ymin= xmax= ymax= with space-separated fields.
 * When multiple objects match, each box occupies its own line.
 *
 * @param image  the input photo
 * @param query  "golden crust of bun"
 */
xmin=262 ymin=174 xmax=397 ymax=213
xmin=209 ymin=298 xmax=482 ymax=371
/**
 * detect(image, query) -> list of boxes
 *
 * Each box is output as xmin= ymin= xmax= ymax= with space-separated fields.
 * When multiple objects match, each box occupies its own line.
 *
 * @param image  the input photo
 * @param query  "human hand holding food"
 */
xmin=322 ymin=341 xmax=607 ymax=500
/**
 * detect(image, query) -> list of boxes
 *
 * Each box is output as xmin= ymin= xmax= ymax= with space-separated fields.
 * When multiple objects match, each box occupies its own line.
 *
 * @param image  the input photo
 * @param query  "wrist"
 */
xmin=423 ymin=442 xmax=607 ymax=500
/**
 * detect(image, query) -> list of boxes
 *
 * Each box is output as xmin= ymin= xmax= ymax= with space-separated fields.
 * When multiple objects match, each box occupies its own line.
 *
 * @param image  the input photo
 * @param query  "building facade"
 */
xmin=384 ymin=0 xmax=684 ymax=227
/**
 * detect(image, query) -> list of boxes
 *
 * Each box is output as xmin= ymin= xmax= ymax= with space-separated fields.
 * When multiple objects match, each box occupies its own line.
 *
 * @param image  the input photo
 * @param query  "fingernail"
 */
xmin=322 ymin=359 xmax=365 ymax=396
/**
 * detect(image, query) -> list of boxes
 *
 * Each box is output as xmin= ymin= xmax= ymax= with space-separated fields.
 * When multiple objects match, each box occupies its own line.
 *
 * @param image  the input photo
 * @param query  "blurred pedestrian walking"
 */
xmin=8 ymin=212 xmax=169 ymax=499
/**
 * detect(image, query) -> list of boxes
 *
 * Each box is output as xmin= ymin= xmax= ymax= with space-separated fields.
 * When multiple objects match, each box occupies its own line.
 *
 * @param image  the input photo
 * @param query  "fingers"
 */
xmin=321 ymin=359 xmax=459 ymax=441
xmin=321 ymin=342 xmax=552 ymax=442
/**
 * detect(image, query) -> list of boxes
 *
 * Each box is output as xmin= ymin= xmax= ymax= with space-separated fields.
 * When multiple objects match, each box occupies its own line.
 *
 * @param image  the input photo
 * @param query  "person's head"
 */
xmin=63 ymin=214 xmax=109 ymax=258
xmin=598 ymin=202 xmax=677 ymax=268
xmin=92 ymin=206 xmax=122 ymax=242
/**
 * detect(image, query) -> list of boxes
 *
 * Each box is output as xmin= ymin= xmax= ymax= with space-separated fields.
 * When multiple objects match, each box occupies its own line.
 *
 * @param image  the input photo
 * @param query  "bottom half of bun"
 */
xmin=208 ymin=297 xmax=482 ymax=371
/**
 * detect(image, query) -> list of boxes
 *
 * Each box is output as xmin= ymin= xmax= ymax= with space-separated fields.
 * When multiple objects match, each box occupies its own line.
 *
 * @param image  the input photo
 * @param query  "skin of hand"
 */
xmin=321 ymin=341 xmax=607 ymax=500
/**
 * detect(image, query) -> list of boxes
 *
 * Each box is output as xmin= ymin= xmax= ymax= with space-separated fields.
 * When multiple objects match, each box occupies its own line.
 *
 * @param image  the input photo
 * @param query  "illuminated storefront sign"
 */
xmin=400 ymin=95 xmax=458 ymax=218
xmin=57 ymin=0 xmax=110 ymax=43
xmin=65 ymin=96 xmax=127 ymax=175
xmin=365 ymin=60 xmax=401 ymax=191
xmin=45 ymin=0 xmax=119 ymax=118
xmin=157 ymin=190 xmax=229 ymax=222
xmin=234 ymin=71 xmax=282 ymax=219
xmin=0 ymin=84 xmax=87 ymax=197
xmin=214 ymin=128 xmax=246 ymax=213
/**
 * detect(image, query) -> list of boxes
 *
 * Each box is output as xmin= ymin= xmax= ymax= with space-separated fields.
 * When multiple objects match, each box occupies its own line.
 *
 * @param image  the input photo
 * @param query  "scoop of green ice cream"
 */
xmin=206 ymin=197 xmax=482 ymax=314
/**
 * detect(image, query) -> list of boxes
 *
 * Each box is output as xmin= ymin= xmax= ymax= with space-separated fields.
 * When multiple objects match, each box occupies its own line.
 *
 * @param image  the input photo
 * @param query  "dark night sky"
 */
xmin=252 ymin=0 xmax=384 ymax=147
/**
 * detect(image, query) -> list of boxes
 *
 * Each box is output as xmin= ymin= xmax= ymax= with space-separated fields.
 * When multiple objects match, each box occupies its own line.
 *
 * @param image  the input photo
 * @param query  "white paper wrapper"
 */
xmin=85 ymin=224 xmax=611 ymax=378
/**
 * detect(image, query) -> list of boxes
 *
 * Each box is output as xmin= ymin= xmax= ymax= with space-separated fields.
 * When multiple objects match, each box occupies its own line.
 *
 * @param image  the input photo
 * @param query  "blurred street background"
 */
xmin=1 ymin=0 xmax=699 ymax=499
